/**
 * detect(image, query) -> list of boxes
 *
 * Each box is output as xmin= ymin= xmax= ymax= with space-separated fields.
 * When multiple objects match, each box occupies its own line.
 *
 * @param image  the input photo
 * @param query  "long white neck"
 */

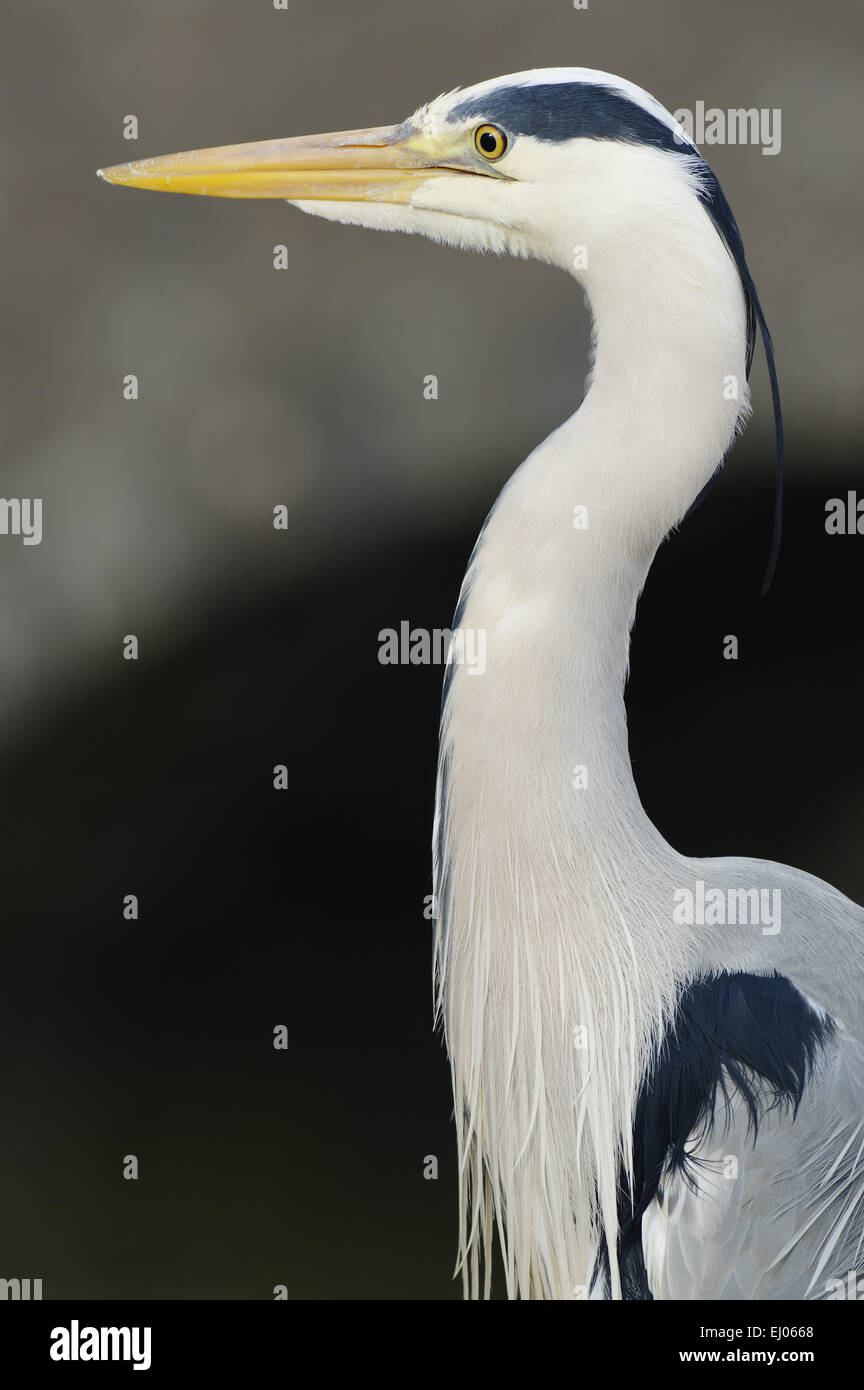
xmin=433 ymin=203 xmax=749 ymax=1299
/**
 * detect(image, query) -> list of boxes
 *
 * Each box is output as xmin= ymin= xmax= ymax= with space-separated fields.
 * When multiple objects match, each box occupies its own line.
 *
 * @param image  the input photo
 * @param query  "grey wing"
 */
xmin=642 ymin=1032 xmax=864 ymax=1300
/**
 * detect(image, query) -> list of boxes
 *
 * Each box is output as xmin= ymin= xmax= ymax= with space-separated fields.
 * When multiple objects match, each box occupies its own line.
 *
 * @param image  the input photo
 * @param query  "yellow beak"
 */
xmin=97 ymin=124 xmax=467 ymax=203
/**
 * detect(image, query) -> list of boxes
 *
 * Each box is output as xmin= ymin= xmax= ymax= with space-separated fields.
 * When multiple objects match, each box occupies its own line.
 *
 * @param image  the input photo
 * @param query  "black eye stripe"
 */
xmin=455 ymin=83 xmax=681 ymax=148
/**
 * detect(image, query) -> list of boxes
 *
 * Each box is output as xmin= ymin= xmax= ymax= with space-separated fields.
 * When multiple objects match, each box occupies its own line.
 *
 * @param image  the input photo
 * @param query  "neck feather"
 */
xmin=434 ymin=217 xmax=749 ymax=1299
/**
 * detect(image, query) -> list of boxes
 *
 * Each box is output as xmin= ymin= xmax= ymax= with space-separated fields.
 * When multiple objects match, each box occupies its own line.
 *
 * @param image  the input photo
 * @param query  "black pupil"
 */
xmin=479 ymin=130 xmax=500 ymax=154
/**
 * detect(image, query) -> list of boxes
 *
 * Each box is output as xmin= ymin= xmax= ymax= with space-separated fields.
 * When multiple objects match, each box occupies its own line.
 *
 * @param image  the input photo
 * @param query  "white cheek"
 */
xmin=290 ymin=196 xmax=512 ymax=256
xmin=289 ymin=200 xmax=414 ymax=234
xmin=410 ymin=174 xmax=497 ymax=219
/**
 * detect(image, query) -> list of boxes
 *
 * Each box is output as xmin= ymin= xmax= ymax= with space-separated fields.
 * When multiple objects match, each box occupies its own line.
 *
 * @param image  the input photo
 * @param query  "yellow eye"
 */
xmin=474 ymin=124 xmax=508 ymax=160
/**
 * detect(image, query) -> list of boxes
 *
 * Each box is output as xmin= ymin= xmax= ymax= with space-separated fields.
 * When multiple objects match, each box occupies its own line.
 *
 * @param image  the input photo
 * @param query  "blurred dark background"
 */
xmin=0 ymin=0 xmax=861 ymax=1298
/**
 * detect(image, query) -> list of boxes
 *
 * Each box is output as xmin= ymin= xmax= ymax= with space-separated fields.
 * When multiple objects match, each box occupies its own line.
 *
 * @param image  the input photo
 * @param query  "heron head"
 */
xmin=98 ymin=67 xmax=784 ymax=588
xmin=98 ymin=67 xmax=718 ymax=279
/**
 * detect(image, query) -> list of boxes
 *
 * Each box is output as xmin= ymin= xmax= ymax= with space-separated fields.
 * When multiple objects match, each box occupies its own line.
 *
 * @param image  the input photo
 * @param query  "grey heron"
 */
xmin=99 ymin=67 xmax=864 ymax=1301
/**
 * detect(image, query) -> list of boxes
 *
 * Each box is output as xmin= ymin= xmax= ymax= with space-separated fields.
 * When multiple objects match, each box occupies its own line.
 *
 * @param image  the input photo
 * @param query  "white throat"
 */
xmin=433 ymin=185 xmax=750 ymax=1300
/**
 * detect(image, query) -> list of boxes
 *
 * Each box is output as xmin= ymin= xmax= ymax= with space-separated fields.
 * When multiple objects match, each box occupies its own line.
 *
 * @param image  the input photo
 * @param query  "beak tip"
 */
xmin=98 ymin=164 xmax=137 ymax=187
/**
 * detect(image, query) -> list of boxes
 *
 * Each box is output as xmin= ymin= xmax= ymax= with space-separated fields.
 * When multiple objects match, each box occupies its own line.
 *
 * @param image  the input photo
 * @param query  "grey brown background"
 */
xmin=1 ymin=0 xmax=862 ymax=738
xmin=0 ymin=0 xmax=862 ymax=1298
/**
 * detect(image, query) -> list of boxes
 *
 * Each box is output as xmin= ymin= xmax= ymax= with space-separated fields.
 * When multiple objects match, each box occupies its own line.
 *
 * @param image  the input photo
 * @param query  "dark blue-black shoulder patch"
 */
xmin=592 ymin=970 xmax=835 ymax=1300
